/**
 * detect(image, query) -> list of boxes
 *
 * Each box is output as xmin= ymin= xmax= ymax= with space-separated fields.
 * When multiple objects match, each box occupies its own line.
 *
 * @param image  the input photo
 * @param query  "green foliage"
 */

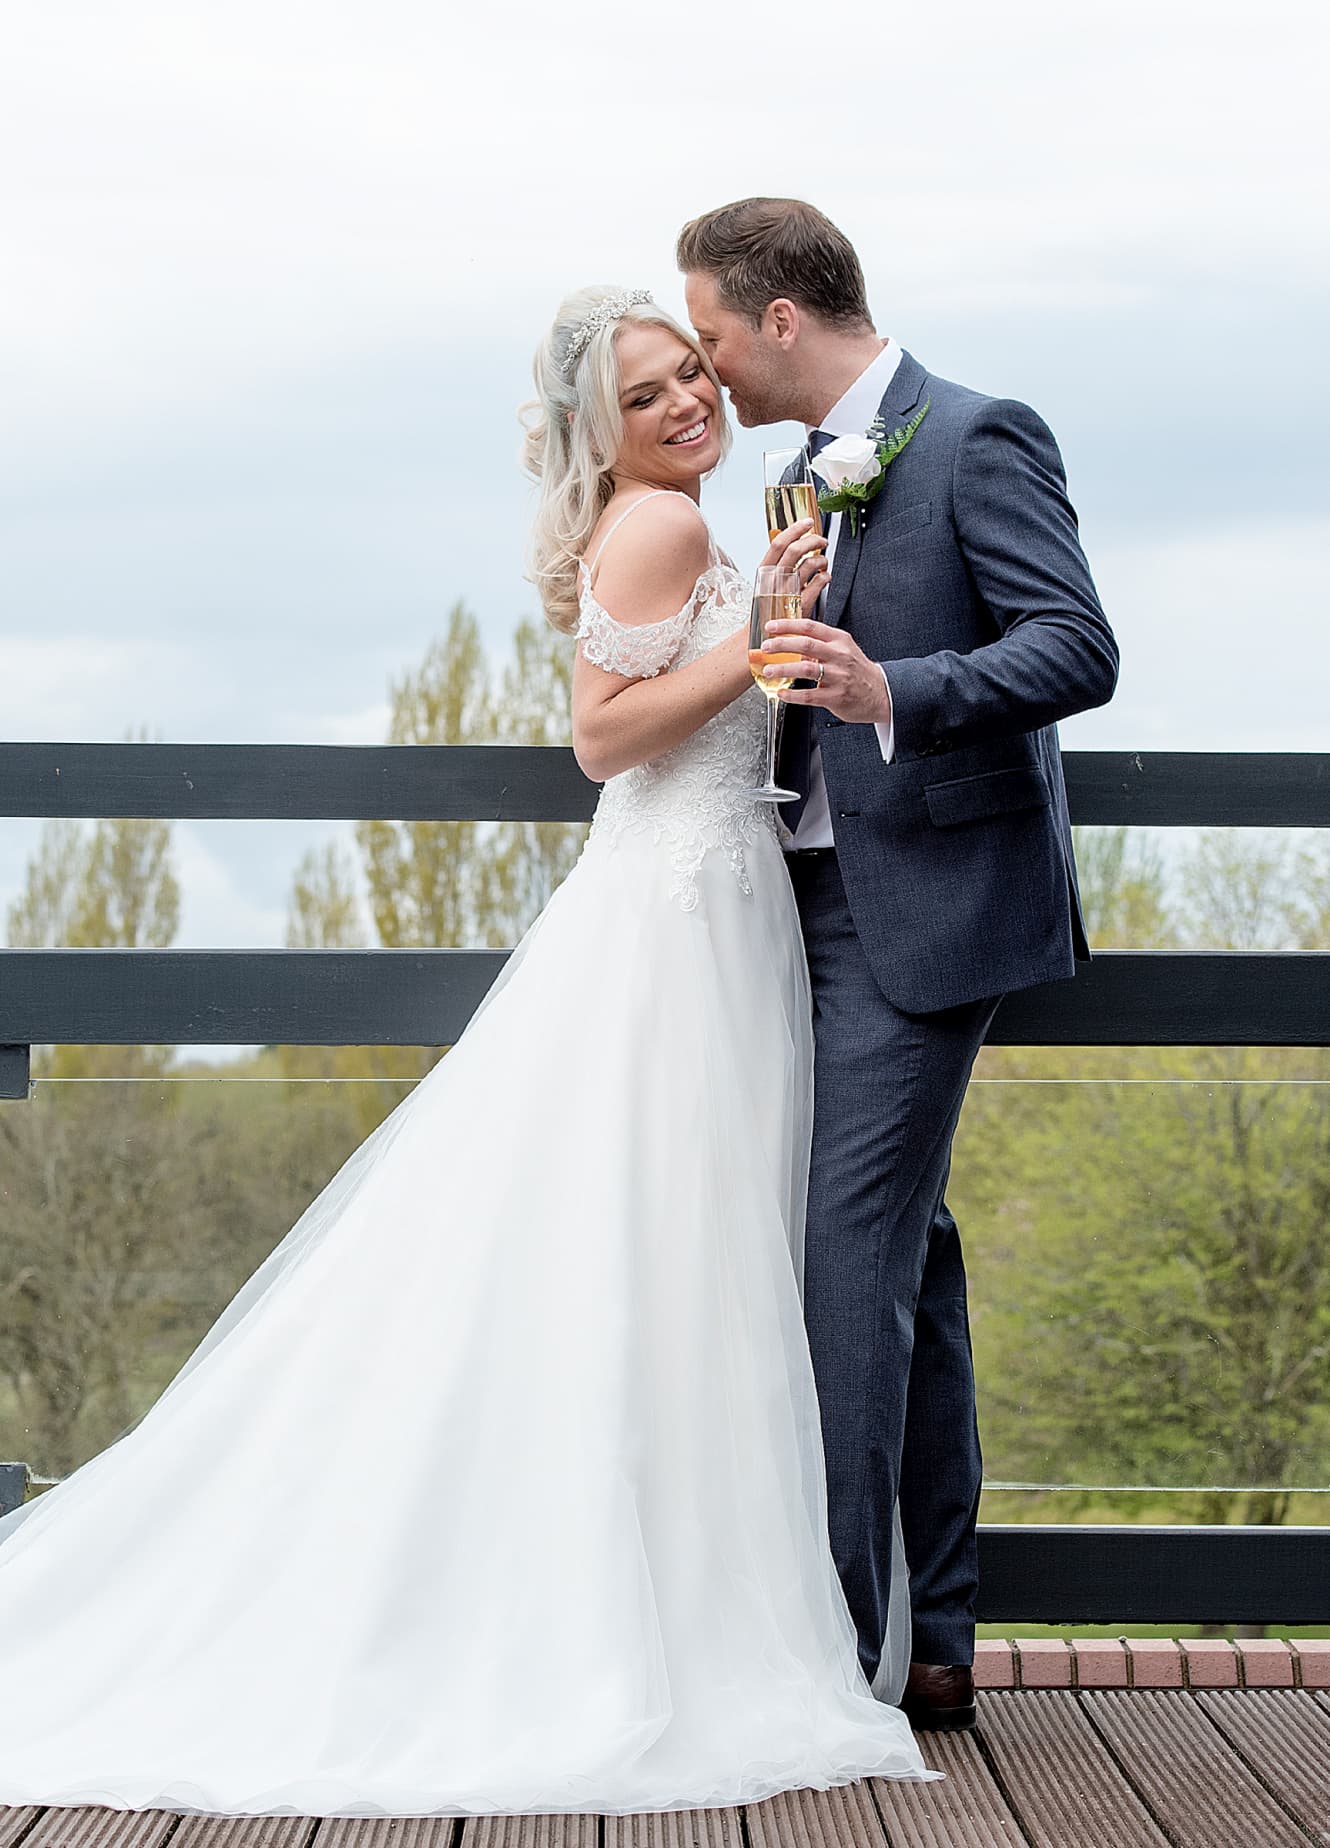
xmin=1 ymin=770 xmax=186 ymax=1468
xmin=355 ymin=603 xmax=497 ymax=952
xmin=1182 ymin=829 xmax=1330 ymax=951
xmin=277 ymin=607 xmax=586 ymax=1098
xmin=5 ymin=819 xmax=87 ymax=948
xmin=1072 ymin=825 xmax=1169 ymax=945
xmin=7 ymin=729 xmax=180 ymax=956
xmin=480 ymin=617 xmax=586 ymax=939
xmin=285 ymin=841 xmax=366 ymax=950
xmin=295 ymin=606 xmax=586 ymax=955
xmin=876 ymin=398 xmax=930 ymax=463
xmin=958 ymin=1041 xmax=1330 ymax=1527
xmin=961 ymin=826 xmax=1330 ymax=1527
xmin=0 ymin=1069 xmax=391 ymax=1475
xmin=341 ymin=603 xmax=586 ymax=955
xmin=8 ymin=819 xmax=179 ymax=952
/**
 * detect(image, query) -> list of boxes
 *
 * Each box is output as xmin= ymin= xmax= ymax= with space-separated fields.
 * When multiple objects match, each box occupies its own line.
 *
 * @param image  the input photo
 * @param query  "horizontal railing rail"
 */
xmin=2 ymin=744 xmax=1327 ymax=1623
xmin=0 ymin=743 xmax=1328 ymax=825
xmin=0 ymin=1452 xmax=1323 ymax=1622
xmin=976 ymin=1525 xmax=1330 ymax=1625
xmin=1 ymin=948 xmax=1327 ymax=1051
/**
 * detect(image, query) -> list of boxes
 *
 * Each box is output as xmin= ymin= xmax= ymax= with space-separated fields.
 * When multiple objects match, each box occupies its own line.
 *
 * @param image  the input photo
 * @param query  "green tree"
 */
xmin=5 ymin=818 xmax=87 ymax=948
xmin=481 ymin=617 xmax=588 ymax=939
xmin=285 ymin=841 xmax=366 ymax=949
xmin=355 ymin=604 xmax=497 ymax=951
xmin=281 ymin=611 xmax=588 ymax=1105
xmin=0 ymin=787 xmax=184 ymax=1470
xmin=8 ymin=817 xmax=179 ymax=956
xmin=1288 ymin=839 xmax=1330 ymax=948
xmin=962 ymin=830 xmax=1330 ymax=1532
xmin=1182 ymin=829 xmax=1305 ymax=951
xmin=1072 ymin=825 xmax=1169 ymax=946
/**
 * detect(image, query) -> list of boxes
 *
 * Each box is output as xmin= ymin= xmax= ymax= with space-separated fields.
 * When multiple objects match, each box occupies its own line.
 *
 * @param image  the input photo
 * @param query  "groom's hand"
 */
xmin=761 ymin=616 xmax=893 ymax=726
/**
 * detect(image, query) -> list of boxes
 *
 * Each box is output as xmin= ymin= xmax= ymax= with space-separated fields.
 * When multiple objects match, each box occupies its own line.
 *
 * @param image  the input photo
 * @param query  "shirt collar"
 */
xmin=805 ymin=338 xmax=903 ymax=440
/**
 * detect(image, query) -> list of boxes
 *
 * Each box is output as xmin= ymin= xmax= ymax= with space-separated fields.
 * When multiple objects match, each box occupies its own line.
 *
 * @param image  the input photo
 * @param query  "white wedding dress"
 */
xmin=0 ymin=492 xmax=928 ymax=1817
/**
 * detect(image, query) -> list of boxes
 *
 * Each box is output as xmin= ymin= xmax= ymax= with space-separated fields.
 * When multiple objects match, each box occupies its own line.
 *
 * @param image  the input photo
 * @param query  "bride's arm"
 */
xmin=573 ymin=504 xmax=824 ymax=783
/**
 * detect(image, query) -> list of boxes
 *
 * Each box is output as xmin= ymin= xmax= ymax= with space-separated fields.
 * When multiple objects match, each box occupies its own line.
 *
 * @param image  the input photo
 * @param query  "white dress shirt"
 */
xmin=782 ymin=338 xmax=901 ymax=851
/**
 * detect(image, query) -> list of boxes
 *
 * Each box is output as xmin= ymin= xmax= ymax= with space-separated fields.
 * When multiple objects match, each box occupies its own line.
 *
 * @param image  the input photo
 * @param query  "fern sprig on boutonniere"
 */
xmin=813 ymin=400 xmax=930 ymax=537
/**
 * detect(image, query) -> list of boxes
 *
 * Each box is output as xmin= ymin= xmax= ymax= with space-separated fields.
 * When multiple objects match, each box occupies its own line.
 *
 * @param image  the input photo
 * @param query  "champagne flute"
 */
xmin=747 ymin=565 xmax=801 ymax=802
xmin=763 ymin=446 xmax=822 ymax=541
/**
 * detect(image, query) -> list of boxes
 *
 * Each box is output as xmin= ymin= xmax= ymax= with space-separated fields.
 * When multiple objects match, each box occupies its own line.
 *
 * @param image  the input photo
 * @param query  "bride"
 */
xmin=0 ymin=286 xmax=931 ymax=1816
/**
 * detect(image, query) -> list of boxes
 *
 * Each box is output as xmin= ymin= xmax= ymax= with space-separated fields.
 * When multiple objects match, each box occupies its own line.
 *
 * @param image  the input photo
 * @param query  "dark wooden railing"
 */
xmin=2 ymin=742 xmax=1328 ymax=1625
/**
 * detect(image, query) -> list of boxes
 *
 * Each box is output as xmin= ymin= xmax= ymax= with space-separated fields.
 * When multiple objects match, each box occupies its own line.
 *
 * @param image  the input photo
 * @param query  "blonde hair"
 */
xmin=520 ymin=286 xmax=730 ymax=633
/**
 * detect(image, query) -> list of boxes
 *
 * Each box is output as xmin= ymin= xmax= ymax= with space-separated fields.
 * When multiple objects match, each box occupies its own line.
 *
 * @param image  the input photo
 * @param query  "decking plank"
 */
xmin=1081 ymin=1690 xmax=1310 ymax=1847
xmin=1195 ymin=1690 xmax=1330 ymax=1843
xmin=604 ymin=1809 xmax=743 ymax=1848
xmin=15 ymin=1814 xmax=177 ymax=1848
xmin=174 ymin=1819 xmax=317 ymax=1848
xmin=457 ymin=1817 xmax=596 ymax=1848
xmin=745 ymin=1783 xmax=886 ymax=1848
xmin=0 ymin=1812 xmax=42 ymax=1848
xmin=605 ymin=1803 xmax=742 ymax=1848
xmin=870 ymin=1731 xmax=1025 ymax=1845
xmin=976 ymin=1692 xmax=1168 ymax=1847
xmin=316 ymin=1822 xmax=458 ymax=1848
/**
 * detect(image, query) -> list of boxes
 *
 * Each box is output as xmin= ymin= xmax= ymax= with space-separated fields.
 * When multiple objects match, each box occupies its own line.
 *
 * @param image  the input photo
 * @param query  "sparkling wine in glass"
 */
xmin=747 ymin=565 xmax=801 ymax=802
xmin=763 ymin=446 xmax=822 ymax=542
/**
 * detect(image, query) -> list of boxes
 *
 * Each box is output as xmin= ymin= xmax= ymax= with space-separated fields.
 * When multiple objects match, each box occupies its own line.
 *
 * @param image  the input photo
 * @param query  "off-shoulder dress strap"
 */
xmin=582 ymin=489 xmax=711 ymax=588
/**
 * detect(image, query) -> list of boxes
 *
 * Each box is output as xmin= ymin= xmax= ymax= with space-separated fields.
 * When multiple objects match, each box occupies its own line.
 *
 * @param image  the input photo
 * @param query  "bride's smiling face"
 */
xmin=610 ymin=323 xmax=722 ymax=490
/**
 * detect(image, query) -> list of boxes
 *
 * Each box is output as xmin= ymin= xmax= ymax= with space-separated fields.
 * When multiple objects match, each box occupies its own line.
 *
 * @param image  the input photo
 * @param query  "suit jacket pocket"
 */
xmin=925 ymin=764 xmax=1051 ymax=827
xmin=874 ymin=499 xmax=932 ymax=542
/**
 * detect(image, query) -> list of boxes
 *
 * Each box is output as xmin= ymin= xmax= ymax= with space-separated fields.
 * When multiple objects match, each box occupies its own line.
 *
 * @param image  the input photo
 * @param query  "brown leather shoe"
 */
xmin=900 ymin=1662 xmax=977 ymax=1732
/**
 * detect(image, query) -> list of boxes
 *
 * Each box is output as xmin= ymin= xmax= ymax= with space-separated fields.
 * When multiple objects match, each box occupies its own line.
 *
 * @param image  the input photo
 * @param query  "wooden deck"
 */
xmin=3 ymin=1689 xmax=1328 ymax=1848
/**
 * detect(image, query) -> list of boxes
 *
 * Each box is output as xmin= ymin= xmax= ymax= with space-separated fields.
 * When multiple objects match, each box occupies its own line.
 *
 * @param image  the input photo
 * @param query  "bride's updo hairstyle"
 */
xmin=521 ymin=285 xmax=730 ymax=633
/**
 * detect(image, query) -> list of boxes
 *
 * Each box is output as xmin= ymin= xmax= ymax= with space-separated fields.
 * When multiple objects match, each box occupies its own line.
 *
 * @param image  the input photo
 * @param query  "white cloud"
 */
xmin=1060 ymin=515 xmax=1330 ymax=753
xmin=0 ymin=0 xmax=1325 ymax=958
xmin=279 ymin=702 xmax=392 ymax=746
xmin=2 ymin=0 xmax=1324 ymax=440
xmin=173 ymin=824 xmax=287 ymax=948
xmin=0 ymin=640 xmax=192 ymax=741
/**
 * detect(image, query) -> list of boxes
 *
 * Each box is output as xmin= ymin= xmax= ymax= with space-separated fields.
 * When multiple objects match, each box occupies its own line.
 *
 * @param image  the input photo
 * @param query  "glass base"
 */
xmin=749 ymin=784 xmax=799 ymax=803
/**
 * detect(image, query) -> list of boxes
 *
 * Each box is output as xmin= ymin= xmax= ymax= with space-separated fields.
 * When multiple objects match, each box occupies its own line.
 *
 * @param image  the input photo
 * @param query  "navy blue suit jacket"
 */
xmin=813 ymin=351 xmax=1119 ymax=1012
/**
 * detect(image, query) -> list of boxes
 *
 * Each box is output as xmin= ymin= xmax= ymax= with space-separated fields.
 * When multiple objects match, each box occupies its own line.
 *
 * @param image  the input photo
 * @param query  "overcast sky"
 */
xmin=2 ymin=0 xmax=1326 ymax=953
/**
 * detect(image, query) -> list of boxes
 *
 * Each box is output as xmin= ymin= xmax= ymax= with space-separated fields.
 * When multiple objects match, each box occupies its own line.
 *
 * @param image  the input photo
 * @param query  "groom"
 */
xmin=679 ymin=199 xmax=1118 ymax=1730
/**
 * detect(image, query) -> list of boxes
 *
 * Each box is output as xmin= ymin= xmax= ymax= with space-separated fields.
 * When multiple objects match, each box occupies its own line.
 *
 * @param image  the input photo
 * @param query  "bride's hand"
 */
xmin=761 ymin=518 xmax=830 ymax=619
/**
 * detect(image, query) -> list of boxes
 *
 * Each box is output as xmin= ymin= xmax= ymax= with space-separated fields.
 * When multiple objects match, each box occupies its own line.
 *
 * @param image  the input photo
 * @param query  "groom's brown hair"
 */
xmin=677 ymin=198 xmax=872 ymax=332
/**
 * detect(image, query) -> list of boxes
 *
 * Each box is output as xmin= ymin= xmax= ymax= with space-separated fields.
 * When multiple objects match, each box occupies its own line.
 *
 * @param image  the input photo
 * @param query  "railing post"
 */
xmin=0 ymin=1463 xmax=28 ymax=1515
xmin=0 ymin=1044 xmax=31 ymax=1101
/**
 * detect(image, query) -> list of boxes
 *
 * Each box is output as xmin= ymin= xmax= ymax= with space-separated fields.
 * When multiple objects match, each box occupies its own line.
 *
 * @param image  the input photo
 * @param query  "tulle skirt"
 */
xmin=0 ymin=826 xmax=928 ymax=1814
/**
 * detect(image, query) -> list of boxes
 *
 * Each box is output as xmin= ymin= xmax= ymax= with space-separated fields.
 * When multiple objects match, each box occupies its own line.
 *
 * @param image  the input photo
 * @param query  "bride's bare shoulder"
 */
xmin=584 ymin=493 xmax=711 ymax=630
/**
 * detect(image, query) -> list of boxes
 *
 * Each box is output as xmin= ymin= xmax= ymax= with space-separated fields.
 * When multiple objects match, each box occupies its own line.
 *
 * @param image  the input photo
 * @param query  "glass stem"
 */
xmin=766 ymin=696 xmax=779 ymax=788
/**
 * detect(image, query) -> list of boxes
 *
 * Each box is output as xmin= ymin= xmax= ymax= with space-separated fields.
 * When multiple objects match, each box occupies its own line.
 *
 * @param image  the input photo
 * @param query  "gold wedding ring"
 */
xmin=814 ymin=661 xmax=825 ymax=686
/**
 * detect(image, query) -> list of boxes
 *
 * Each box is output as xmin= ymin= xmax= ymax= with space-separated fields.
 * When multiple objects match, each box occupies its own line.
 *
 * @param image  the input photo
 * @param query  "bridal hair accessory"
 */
xmin=813 ymin=401 xmax=930 ymax=537
xmin=565 ymin=290 xmax=654 ymax=369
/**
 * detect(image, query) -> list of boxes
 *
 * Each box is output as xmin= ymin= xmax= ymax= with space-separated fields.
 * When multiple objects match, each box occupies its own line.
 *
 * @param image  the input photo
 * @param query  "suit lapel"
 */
xmin=824 ymin=503 xmax=863 ymax=629
xmin=825 ymin=350 xmax=928 ymax=631
xmin=879 ymin=348 xmax=928 ymax=421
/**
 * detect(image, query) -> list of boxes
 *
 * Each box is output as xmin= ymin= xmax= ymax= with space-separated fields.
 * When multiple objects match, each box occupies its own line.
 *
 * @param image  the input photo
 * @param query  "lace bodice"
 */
xmin=576 ymin=494 xmax=773 ymax=911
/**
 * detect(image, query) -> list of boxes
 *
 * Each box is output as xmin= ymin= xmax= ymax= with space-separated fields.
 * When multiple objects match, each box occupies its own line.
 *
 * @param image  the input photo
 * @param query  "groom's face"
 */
xmin=684 ymin=274 xmax=788 ymax=429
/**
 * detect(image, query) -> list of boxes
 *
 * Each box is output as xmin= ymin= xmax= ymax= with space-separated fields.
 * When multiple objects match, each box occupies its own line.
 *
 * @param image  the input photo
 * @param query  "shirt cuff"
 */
xmin=873 ymin=664 xmax=895 ymax=762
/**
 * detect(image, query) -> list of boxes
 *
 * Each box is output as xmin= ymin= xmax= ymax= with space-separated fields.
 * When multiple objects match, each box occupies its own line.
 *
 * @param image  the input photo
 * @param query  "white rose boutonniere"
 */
xmin=813 ymin=399 xmax=930 ymax=536
xmin=811 ymin=434 xmax=881 ymax=492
